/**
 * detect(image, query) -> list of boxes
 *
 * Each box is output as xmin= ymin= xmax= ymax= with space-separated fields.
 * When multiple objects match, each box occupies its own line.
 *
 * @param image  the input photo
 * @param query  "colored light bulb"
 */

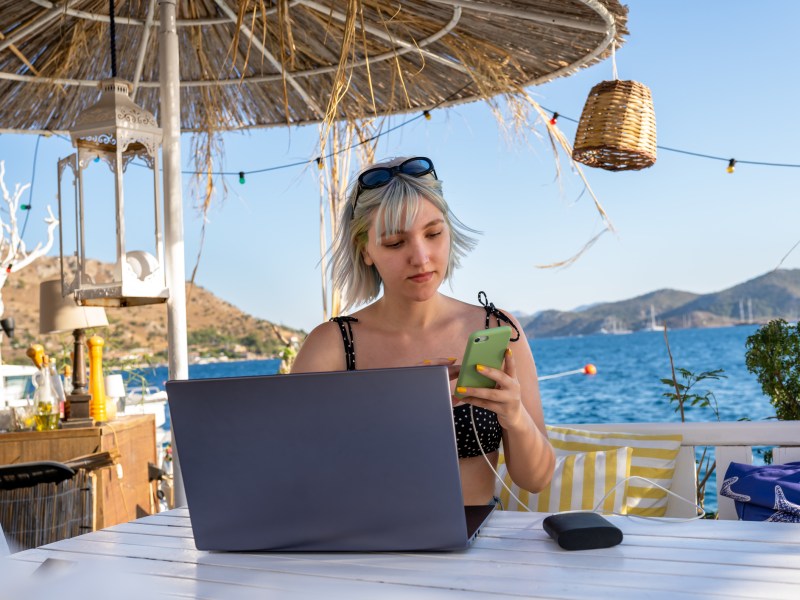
xmin=238 ymin=171 xmax=245 ymax=184
xmin=423 ymin=110 xmax=431 ymax=121
xmin=727 ymin=159 xmax=736 ymax=174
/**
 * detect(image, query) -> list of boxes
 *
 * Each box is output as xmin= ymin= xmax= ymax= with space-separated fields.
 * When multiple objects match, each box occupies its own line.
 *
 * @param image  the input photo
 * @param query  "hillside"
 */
xmin=0 ymin=256 xmax=305 ymax=365
xmin=522 ymin=269 xmax=800 ymax=339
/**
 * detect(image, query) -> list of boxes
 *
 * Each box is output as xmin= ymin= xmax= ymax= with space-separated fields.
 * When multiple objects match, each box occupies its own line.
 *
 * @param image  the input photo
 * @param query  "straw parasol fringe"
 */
xmin=0 ymin=1 xmax=628 ymax=133
xmin=0 ymin=1 xmax=628 ymax=277
xmin=1 ymin=0 xmax=627 ymax=192
xmin=476 ymin=89 xmax=616 ymax=269
xmin=187 ymin=126 xmax=226 ymax=302
xmin=530 ymin=96 xmax=615 ymax=233
xmin=524 ymin=94 xmax=617 ymax=269
xmin=535 ymin=228 xmax=609 ymax=269
xmin=318 ymin=119 xmax=380 ymax=319
xmin=319 ymin=0 xmax=360 ymax=156
xmin=0 ymin=30 xmax=40 ymax=77
xmin=278 ymin=0 xmax=297 ymax=71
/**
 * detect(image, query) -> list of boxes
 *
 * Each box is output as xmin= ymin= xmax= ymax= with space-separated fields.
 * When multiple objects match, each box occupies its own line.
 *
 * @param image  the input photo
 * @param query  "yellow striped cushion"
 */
xmin=496 ymin=447 xmax=632 ymax=514
xmin=546 ymin=426 xmax=683 ymax=517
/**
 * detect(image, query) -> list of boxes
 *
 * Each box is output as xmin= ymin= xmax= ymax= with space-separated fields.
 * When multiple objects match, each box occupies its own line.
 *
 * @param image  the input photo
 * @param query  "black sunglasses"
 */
xmin=354 ymin=157 xmax=437 ymax=207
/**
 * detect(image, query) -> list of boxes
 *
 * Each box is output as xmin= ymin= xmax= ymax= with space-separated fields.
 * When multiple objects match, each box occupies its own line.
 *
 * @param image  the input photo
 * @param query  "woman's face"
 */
xmin=362 ymin=198 xmax=451 ymax=303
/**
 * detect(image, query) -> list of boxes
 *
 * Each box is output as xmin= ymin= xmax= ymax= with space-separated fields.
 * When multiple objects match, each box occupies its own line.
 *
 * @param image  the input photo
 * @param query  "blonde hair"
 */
xmin=331 ymin=157 xmax=479 ymax=312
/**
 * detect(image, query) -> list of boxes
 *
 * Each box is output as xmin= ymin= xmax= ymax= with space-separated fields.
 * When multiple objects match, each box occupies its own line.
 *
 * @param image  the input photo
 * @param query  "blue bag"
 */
xmin=720 ymin=461 xmax=800 ymax=522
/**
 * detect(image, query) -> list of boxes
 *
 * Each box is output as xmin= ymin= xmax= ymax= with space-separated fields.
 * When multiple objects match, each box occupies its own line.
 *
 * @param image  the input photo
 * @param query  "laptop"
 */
xmin=166 ymin=366 xmax=495 ymax=552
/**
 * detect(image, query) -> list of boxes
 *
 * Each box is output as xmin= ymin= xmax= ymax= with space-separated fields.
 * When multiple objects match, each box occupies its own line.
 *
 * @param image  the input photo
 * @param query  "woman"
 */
xmin=292 ymin=156 xmax=554 ymax=504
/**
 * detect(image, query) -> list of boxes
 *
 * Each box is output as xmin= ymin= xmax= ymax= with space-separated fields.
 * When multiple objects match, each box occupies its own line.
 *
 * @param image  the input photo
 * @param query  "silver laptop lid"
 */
xmin=166 ymin=366 xmax=471 ymax=551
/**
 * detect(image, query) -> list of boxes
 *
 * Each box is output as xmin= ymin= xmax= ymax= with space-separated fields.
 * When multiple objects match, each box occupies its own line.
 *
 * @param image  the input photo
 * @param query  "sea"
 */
xmin=135 ymin=324 xmax=776 ymax=513
xmin=139 ymin=324 xmax=774 ymax=424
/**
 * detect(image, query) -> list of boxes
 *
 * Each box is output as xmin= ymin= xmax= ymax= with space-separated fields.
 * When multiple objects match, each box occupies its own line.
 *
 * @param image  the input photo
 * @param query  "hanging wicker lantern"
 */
xmin=572 ymin=80 xmax=656 ymax=171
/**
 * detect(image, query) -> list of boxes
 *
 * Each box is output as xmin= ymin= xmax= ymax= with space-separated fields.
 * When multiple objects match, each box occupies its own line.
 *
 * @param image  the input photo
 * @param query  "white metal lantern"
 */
xmin=57 ymin=78 xmax=168 ymax=307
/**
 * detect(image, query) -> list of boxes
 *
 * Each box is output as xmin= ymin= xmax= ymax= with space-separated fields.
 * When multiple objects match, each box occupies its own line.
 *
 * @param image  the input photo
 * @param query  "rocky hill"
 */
xmin=522 ymin=269 xmax=800 ymax=339
xmin=0 ymin=256 xmax=305 ymax=365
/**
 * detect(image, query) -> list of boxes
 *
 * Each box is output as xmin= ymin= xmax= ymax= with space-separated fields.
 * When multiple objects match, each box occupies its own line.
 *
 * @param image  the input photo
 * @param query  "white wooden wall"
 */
xmin=562 ymin=421 xmax=800 ymax=519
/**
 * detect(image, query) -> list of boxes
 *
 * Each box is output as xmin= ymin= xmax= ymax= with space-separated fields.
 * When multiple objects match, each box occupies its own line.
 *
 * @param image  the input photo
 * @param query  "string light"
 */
xmin=238 ymin=171 xmax=245 ymax=184
xmin=93 ymin=156 xmax=100 ymax=163
xmin=143 ymin=94 xmax=798 ymax=182
xmin=20 ymin=204 xmax=31 ymax=210
xmin=46 ymin=98 xmax=800 ymax=182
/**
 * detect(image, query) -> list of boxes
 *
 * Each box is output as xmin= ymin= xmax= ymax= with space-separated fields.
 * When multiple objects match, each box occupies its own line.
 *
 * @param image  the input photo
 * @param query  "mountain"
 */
xmin=522 ymin=269 xmax=800 ymax=339
xmin=0 ymin=256 xmax=305 ymax=365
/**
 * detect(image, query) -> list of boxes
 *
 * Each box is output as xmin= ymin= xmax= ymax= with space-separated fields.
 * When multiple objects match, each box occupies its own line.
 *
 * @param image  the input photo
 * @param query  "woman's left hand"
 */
xmin=455 ymin=348 xmax=527 ymax=430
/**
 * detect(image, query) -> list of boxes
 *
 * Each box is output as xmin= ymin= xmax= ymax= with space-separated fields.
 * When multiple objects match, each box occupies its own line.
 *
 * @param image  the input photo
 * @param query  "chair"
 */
xmin=0 ymin=461 xmax=93 ymax=551
xmin=564 ymin=421 xmax=800 ymax=519
xmin=0 ymin=521 xmax=9 ymax=556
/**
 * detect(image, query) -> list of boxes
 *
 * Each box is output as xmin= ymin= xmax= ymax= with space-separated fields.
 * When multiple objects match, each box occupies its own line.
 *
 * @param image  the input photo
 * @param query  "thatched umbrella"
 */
xmin=0 ymin=0 xmax=628 ymax=504
xmin=0 ymin=1 xmax=627 ymax=134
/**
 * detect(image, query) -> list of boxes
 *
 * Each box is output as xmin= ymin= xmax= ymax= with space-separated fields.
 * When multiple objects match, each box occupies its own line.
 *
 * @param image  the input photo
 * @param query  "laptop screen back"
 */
xmin=166 ymin=366 xmax=472 ymax=551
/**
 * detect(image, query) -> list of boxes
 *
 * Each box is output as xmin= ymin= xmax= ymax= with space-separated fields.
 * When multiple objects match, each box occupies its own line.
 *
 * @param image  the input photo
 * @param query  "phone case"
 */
xmin=454 ymin=326 xmax=512 ymax=397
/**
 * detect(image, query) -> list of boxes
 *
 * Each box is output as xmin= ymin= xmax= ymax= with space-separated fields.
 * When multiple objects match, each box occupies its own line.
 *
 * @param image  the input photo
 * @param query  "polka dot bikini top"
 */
xmin=329 ymin=292 xmax=519 ymax=459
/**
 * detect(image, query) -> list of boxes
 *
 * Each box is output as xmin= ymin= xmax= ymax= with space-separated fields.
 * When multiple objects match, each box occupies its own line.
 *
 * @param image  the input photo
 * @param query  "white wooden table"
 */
xmin=2 ymin=508 xmax=799 ymax=599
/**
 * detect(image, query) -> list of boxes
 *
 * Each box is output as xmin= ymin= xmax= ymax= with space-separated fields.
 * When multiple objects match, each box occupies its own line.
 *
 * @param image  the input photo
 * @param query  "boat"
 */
xmin=120 ymin=385 xmax=168 ymax=427
xmin=119 ymin=385 xmax=172 ymax=467
xmin=599 ymin=317 xmax=632 ymax=335
xmin=1 ymin=364 xmax=37 ymax=409
xmin=642 ymin=304 xmax=663 ymax=332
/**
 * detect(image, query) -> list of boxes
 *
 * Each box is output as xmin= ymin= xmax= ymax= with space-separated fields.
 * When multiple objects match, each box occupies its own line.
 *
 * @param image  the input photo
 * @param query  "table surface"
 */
xmin=3 ymin=508 xmax=799 ymax=599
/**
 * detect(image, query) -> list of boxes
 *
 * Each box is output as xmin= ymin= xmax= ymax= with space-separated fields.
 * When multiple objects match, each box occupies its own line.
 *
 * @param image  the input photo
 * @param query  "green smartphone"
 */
xmin=454 ymin=326 xmax=512 ymax=397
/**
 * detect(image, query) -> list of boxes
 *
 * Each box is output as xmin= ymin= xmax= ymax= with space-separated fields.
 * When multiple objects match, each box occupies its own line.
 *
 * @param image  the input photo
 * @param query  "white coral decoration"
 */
xmin=0 ymin=160 xmax=59 ymax=317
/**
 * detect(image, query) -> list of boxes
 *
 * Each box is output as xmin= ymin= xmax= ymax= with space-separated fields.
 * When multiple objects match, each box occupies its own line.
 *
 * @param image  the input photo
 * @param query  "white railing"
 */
xmin=562 ymin=421 xmax=800 ymax=519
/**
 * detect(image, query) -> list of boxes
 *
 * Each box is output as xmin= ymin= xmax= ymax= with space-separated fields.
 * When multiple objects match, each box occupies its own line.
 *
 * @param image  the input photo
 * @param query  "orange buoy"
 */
xmin=584 ymin=364 xmax=597 ymax=376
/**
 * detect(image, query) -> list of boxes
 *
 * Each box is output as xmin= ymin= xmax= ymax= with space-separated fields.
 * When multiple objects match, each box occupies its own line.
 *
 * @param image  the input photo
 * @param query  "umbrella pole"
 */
xmin=159 ymin=0 xmax=188 ymax=508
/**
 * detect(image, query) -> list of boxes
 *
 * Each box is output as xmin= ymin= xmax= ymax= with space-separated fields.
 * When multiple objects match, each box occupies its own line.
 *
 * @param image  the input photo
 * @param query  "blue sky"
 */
xmin=1 ymin=1 xmax=799 ymax=333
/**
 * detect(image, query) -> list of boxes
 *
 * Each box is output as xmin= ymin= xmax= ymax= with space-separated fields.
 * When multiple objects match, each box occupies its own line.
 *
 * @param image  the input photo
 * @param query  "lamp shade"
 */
xmin=39 ymin=279 xmax=109 ymax=334
xmin=104 ymin=374 xmax=126 ymax=399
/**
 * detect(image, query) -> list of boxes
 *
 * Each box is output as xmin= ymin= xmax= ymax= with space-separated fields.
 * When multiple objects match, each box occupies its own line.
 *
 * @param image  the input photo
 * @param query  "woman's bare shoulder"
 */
xmin=290 ymin=320 xmax=347 ymax=373
xmin=442 ymin=295 xmax=486 ymax=324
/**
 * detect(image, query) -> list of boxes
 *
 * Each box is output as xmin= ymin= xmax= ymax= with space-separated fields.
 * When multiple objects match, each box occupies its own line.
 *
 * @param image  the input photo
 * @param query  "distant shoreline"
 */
xmin=125 ymin=355 xmax=282 ymax=371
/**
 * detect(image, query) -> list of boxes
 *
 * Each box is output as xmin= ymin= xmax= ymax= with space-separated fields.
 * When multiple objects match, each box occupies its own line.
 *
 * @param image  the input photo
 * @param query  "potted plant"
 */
xmin=744 ymin=319 xmax=800 ymax=420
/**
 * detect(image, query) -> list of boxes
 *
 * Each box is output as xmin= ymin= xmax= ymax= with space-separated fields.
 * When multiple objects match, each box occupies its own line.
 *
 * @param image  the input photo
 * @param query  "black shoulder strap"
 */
xmin=478 ymin=291 xmax=520 ymax=342
xmin=329 ymin=316 xmax=358 ymax=370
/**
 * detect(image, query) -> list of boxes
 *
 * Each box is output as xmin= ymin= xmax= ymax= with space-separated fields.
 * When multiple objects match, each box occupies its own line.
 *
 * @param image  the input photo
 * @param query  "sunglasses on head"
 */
xmin=354 ymin=157 xmax=437 ymax=207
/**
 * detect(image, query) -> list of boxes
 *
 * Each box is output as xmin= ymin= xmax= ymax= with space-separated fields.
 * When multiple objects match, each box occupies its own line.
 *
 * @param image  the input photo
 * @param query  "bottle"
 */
xmin=33 ymin=364 xmax=59 ymax=431
xmin=46 ymin=356 xmax=67 ymax=419
xmin=26 ymin=344 xmax=45 ymax=369
xmin=62 ymin=364 xmax=74 ymax=395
